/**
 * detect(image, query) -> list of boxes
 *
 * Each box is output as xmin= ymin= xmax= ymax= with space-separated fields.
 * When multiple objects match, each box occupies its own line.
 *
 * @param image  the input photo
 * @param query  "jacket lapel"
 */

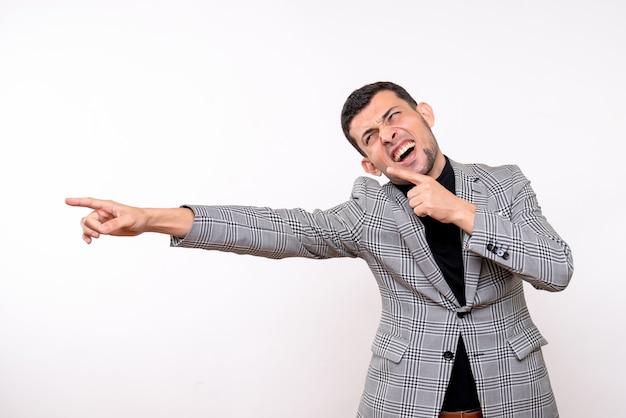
xmin=452 ymin=161 xmax=486 ymax=309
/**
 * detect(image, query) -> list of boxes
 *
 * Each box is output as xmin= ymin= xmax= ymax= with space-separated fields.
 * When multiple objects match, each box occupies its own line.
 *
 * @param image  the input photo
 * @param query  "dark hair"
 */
xmin=341 ymin=81 xmax=418 ymax=156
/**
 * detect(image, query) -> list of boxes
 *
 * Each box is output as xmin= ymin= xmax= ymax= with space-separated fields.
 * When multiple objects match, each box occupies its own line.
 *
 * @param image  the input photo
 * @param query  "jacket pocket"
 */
xmin=507 ymin=324 xmax=548 ymax=360
xmin=371 ymin=331 xmax=410 ymax=364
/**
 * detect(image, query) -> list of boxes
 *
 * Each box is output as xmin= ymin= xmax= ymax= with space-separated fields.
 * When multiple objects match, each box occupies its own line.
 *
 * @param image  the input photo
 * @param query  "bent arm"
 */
xmin=464 ymin=168 xmax=574 ymax=292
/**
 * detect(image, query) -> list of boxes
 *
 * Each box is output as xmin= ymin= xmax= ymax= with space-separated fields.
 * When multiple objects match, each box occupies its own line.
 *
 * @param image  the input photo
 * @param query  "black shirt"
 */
xmin=395 ymin=157 xmax=480 ymax=411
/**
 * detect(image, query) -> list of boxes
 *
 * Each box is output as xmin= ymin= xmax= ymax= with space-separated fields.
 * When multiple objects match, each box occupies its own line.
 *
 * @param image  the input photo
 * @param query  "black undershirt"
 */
xmin=395 ymin=157 xmax=480 ymax=411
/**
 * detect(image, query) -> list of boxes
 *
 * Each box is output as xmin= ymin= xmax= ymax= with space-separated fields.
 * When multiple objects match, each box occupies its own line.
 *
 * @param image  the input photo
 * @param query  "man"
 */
xmin=66 ymin=81 xmax=573 ymax=418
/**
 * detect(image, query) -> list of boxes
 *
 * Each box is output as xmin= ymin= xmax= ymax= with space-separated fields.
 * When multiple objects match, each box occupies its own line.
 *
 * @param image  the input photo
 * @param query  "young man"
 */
xmin=67 ymin=81 xmax=573 ymax=418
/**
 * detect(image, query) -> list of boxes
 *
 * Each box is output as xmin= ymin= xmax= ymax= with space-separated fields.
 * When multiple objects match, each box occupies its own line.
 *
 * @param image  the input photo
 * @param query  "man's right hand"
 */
xmin=65 ymin=198 xmax=194 ymax=244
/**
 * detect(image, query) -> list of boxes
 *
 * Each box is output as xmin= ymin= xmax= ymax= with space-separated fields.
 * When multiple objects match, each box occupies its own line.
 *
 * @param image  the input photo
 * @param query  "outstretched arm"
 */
xmin=65 ymin=197 xmax=194 ymax=244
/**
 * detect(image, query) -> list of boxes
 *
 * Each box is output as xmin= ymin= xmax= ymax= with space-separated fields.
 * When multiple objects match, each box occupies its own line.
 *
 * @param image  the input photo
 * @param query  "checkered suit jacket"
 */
xmin=172 ymin=159 xmax=574 ymax=418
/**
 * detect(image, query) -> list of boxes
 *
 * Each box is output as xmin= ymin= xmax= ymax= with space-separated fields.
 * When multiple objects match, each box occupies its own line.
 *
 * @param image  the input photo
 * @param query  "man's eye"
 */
xmin=389 ymin=111 xmax=400 ymax=120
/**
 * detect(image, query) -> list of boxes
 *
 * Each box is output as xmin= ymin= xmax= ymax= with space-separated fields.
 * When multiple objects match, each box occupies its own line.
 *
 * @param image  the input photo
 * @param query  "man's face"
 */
xmin=349 ymin=90 xmax=442 ymax=184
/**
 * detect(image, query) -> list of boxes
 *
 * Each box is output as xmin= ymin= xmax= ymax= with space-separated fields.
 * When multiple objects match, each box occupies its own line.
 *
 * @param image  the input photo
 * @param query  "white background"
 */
xmin=0 ymin=1 xmax=623 ymax=417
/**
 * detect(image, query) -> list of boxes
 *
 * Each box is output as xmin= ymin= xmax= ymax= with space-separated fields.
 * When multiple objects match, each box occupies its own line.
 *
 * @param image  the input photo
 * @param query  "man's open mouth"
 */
xmin=393 ymin=142 xmax=415 ymax=162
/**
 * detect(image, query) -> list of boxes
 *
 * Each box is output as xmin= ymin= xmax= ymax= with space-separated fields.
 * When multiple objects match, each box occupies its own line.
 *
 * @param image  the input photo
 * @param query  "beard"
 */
xmin=418 ymin=124 xmax=440 ymax=176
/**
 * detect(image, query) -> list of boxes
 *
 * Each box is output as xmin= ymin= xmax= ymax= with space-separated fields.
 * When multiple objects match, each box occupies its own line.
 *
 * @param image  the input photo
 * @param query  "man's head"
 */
xmin=341 ymin=81 xmax=444 ymax=184
xmin=341 ymin=82 xmax=418 ymax=155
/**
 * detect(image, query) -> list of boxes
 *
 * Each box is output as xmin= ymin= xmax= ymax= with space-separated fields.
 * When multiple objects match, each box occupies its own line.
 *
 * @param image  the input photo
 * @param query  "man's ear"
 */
xmin=416 ymin=102 xmax=435 ymax=127
xmin=361 ymin=158 xmax=382 ymax=176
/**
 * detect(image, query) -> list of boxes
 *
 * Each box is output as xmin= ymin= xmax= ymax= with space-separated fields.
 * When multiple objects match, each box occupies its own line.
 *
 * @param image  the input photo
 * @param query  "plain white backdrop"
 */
xmin=0 ymin=1 xmax=623 ymax=417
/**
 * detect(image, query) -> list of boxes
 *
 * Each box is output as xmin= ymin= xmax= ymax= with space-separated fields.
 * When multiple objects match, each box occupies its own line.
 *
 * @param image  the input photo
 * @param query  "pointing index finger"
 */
xmin=65 ymin=197 xmax=109 ymax=210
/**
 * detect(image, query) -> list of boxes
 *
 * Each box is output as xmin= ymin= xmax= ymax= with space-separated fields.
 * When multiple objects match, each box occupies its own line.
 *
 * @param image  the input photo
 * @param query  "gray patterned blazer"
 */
xmin=172 ymin=159 xmax=574 ymax=418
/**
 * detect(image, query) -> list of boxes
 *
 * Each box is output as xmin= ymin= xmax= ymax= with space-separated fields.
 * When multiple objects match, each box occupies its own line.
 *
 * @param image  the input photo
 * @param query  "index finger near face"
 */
xmin=386 ymin=166 xmax=428 ymax=185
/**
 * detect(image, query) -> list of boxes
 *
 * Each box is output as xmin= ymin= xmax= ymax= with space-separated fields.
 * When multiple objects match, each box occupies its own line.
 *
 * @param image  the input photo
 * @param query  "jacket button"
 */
xmin=443 ymin=351 xmax=454 ymax=361
xmin=457 ymin=312 xmax=467 ymax=318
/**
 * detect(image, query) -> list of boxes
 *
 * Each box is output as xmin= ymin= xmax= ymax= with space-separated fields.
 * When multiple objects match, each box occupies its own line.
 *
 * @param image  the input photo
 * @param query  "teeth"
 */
xmin=393 ymin=142 xmax=415 ymax=162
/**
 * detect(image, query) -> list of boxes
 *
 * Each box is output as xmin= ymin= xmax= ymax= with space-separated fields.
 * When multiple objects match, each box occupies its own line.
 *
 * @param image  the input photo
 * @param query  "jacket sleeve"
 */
xmin=464 ymin=164 xmax=574 ymax=292
xmin=169 ymin=179 xmax=373 ymax=260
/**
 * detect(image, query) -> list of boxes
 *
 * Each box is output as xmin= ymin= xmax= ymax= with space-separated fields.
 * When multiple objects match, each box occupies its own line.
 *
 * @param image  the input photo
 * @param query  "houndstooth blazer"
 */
xmin=172 ymin=159 xmax=574 ymax=418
